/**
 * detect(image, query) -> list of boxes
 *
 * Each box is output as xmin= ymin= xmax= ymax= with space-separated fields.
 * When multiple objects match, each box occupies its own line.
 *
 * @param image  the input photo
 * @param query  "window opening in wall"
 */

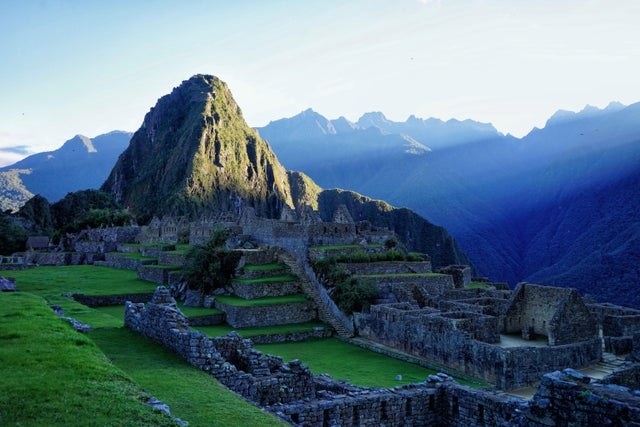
xmin=323 ymin=409 xmax=331 ymax=427
xmin=352 ymin=406 xmax=360 ymax=425
xmin=381 ymin=401 xmax=388 ymax=421
xmin=429 ymin=395 xmax=435 ymax=410
xmin=291 ymin=413 xmax=299 ymax=423
xmin=477 ymin=404 xmax=485 ymax=424
xmin=405 ymin=398 xmax=412 ymax=416
xmin=452 ymin=396 xmax=459 ymax=416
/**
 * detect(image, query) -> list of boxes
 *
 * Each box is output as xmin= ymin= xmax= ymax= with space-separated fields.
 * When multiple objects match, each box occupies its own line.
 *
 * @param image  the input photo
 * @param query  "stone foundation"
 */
xmin=214 ymin=299 xmax=316 ymax=328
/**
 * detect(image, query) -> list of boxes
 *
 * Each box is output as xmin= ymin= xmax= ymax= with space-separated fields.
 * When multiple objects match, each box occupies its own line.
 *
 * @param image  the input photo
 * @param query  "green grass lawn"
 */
xmin=0 ymin=292 xmax=176 ymax=426
xmin=196 ymin=321 xmax=328 ymax=338
xmin=215 ymin=294 xmax=308 ymax=307
xmin=8 ymin=265 xmax=158 ymax=329
xmin=242 ymin=262 xmax=287 ymax=271
xmin=118 ymin=251 xmax=158 ymax=261
xmin=89 ymin=328 xmax=287 ymax=426
xmin=256 ymin=338 xmax=440 ymax=387
xmin=467 ymin=282 xmax=492 ymax=289
xmin=232 ymin=274 xmax=297 ymax=284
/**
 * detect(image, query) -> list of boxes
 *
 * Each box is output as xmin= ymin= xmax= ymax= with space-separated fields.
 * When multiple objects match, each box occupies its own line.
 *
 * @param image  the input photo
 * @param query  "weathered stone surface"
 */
xmin=214 ymin=299 xmax=316 ymax=328
xmin=0 ymin=276 xmax=16 ymax=291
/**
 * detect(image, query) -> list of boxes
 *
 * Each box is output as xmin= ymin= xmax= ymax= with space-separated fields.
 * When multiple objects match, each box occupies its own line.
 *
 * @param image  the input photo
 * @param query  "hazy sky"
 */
xmin=1 ymin=0 xmax=639 ymax=165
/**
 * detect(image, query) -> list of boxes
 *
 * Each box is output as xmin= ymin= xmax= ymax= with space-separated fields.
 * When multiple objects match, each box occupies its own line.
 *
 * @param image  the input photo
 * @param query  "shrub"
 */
xmin=184 ymin=227 xmax=241 ymax=295
xmin=331 ymin=278 xmax=377 ymax=314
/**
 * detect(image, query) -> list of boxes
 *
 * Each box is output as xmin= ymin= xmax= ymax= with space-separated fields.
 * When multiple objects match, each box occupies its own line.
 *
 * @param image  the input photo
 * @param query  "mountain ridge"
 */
xmin=258 ymin=101 xmax=640 ymax=307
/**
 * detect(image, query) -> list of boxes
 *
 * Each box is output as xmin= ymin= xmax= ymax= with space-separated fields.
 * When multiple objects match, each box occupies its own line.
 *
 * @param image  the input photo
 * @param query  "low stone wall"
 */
xmin=186 ymin=313 xmax=225 ymax=326
xmin=248 ymin=327 xmax=333 ymax=344
xmin=124 ymin=287 xmax=317 ymax=406
xmin=604 ymin=336 xmax=633 ymax=355
xmin=158 ymin=251 xmax=187 ymax=267
xmin=104 ymin=253 xmax=156 ymax=271
xmin=341 ymin=261 xmax=433 ymax=275
xmin=230 ymin=280 xmax=301 ymax=299
xmin=137 ymin=266 xmax=178 ymax=285
xmin=140 ymin=245 xmax=174 ymax=258
xmin=526 ymin=369 xmax=640 ymax=426
xmin=214 ymin=299 xmax=316 ymax=328
xmin=22 ymin=252 xmax=71 ymax=266
xmin=72 ymin=293 xmax=153 ymax=307
xmin=359 ymin=274 xmax=454 ymax=293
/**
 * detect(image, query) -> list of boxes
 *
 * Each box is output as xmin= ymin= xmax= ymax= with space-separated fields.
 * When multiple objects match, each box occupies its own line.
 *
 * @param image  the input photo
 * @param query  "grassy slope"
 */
xmin=0 ymin=292 xmax=175 ymax=426
xmin=89 ymin=328 xmax=286 ymax=427
xmin=5 ymin=266 xmax=285 ymax=426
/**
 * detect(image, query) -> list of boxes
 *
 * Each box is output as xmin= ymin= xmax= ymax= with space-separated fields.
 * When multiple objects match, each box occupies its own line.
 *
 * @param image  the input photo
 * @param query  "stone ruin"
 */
xmin=126 ymin=286 xmax=640 ymax=426
xmin=355 ymin=282 xmax=603 ymax=390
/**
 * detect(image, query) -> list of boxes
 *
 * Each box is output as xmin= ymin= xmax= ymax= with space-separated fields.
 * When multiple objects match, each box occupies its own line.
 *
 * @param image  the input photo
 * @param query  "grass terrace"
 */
xmin=196 ymin=321 xmax=328 ymax=338
xmin=257 ymin=338 xmax=488 ymax=389
xmin=467 ymin=281 xmax=493 ymax=289
xmin=118 ymin=251 xmax=158 ymax=261
xmin=257 ymin=338 xmax=439 ymax=388
xmin=215 ymin=294 xmax=308 ymax=307
xmin=241 ymin=262 xmax=287 ymax=271
xmin=9 ymin=265 xmax=157 ymax=298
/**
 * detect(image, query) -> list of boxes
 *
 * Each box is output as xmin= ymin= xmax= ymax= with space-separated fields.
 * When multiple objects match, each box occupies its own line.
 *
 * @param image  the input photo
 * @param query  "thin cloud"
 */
xmin=0 ymin=145 xmax=31 ymax=155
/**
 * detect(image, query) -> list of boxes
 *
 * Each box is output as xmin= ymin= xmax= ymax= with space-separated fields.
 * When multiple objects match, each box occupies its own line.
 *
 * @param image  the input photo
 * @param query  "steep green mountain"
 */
xmin=0 ymin=131 xmax=131 ymax=211
xmin=100 ymin=74 xmax=468 ymax=268
xmin=102 ymin=75 xmax=294 ymax=222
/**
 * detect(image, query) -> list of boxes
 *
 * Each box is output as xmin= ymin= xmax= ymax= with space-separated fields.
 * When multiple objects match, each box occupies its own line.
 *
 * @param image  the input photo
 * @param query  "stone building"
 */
xmin=503 ymin=283 xmax=597 ymax=345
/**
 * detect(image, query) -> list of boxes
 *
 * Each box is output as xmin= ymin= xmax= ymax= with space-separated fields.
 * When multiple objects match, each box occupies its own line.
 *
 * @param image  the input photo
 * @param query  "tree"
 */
xmin=0 ymin=212 xmax=27 ymax=254
xmin=331 ymin=277 xmax=377 ymax=314
xmin=183 ymin=228 xmax=241 ymax=295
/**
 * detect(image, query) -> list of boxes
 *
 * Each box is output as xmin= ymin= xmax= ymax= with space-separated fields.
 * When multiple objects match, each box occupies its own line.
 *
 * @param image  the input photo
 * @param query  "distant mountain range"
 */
xmin=257 ymin=102 xmax=640 ymax=308
xmin=0 ymin=131 xmax=131 ymax=211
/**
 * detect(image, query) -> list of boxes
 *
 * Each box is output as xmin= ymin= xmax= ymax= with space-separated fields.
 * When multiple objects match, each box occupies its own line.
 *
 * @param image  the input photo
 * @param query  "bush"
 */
xmin=183 ymin=227 xmax=241 ymax=295
xmin=331 ymin=278 xmax=377 ymax=314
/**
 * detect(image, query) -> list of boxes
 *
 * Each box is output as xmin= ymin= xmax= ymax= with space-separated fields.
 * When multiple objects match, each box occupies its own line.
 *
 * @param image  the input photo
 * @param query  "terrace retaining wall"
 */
xmin=214 ymin=298 xmax=316 ymax=328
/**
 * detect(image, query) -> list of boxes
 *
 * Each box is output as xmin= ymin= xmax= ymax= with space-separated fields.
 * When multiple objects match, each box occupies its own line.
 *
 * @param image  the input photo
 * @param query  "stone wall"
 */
xmin=436 ymin=265 xmax=472 ymax=288
xmin=341 ymin=261 xmax=433 ymax=275
xmin=124 ymin=287 xmax=317 ymax=406
xmin=137 ymin=266 xmax=176 ymax=285
xmin=357 ymin=303 xmax=602 ymax=390
xmin=230 ymin=280 xmax=301 ymax=299
xmin=214 ymin=299 xmax=316 ymax=328
xmin=158 ymin=251 xmax=187 ymax=267
xmin=184 ymin=313 xmax=225 ymax=326
xmin=248 ymin=327 xmax=333 ymax=344
xmin=525 ymin=369 xmax=640 ymax=426
xmin=104 ymin=253 xmax=155 ymax=271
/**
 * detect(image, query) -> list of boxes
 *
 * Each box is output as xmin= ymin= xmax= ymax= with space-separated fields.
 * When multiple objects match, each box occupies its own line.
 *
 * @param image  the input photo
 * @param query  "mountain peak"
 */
xmin=59 ymin=135 xmax=96 ymax=154
xmin=102 ymin=74 xmax=294 ymax=220
xmin=357 ymin=111 xmax=391 ymax=129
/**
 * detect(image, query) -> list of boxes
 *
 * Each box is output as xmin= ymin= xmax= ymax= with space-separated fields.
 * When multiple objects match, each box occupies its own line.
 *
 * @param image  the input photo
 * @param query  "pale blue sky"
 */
xmin=1 ymin=0 xmax=639 ymax=165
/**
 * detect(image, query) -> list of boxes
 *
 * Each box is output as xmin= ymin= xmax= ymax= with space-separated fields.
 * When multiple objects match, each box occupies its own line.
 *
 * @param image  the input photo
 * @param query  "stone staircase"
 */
xmin=581 ymin=352 xmax=627 ymax=380
xmin=279 ymin=251 xmax=354 ymax=337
